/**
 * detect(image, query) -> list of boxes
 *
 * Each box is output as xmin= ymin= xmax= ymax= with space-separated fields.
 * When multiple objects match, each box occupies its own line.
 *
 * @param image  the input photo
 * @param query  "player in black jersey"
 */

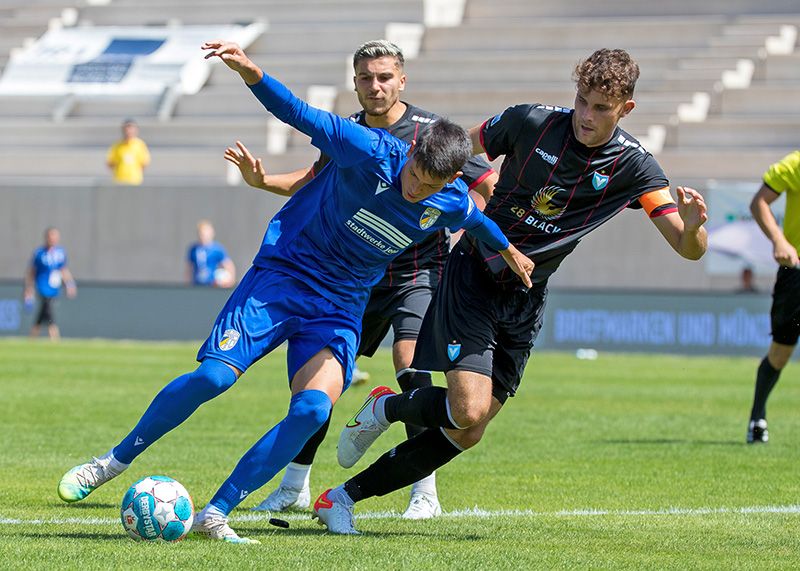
xmin=224 ymin=40 xmax=497 ymax=520
xmin=318 ymin=48 xmax=709 ymax=534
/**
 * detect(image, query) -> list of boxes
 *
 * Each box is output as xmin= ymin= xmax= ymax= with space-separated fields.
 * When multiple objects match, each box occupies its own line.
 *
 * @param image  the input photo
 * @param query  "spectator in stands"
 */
xmin=106 ymin=119 xmax=151 ymax=185
xmin=746 ymin=150 xmax=800 ymax=444
xmin=736 ymin=266 xmax=758 ymax=294
xmin=186 ymin=220 xmax=236 ymax=288
xmin=187 ymin=219 xmax=236 ymax=288
xmin=23 ymin=227 xmax=77 ymax=340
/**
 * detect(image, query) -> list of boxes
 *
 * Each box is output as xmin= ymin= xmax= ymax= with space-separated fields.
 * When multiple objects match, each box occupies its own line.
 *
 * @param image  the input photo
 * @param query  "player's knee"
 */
xmin=449 ymin=397 xmax=491 ymax=428
xmin=191 ymin=359 xmax=238 ymax=397
xmin=287 ymin=390 xmax=332 ymax=433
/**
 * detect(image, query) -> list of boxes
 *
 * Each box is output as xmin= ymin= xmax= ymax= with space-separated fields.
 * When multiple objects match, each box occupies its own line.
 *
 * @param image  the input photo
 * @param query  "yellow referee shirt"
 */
xmin=763 ymin=150 xmax=800 ymax=251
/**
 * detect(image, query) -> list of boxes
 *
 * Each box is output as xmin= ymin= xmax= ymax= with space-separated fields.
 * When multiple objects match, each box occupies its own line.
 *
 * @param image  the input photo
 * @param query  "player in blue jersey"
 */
xmin=187 ymin=219 xmax=236 ymax=288
xmin=225 ymin=39 xmax=498 ymax=520
xmin=56 ymin=40 xmax=534 ymax=544
xmin=24 ymin=227 xmax=77 ymax=340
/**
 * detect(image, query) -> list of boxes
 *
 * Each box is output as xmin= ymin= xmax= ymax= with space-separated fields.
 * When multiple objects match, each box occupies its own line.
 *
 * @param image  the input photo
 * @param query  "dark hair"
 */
xmin=413 ymin=119 xmax=471 ymax=180
xmin=573 ymin=48 xmax=639 ymax=99
xmin=352 ymin=40 xmax=404 ymax=69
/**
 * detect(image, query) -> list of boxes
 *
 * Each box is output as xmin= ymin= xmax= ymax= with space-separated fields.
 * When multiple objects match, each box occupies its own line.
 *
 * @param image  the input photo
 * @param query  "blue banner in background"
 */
xmin=0 ymin=282 xmax=776 ymax=357
xmin=68 ymin=38 xmax=165 ymax=83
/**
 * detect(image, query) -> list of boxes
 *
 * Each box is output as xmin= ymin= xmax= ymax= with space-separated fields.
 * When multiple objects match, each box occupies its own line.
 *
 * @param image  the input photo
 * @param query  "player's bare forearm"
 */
xmin=202 ymin=41 xmax=262 ymax=85
xmin=468 ymin=125 xmax=486 ymax=156
xmin=676 ymin=226 xmax=708 ymax=260
xmin=653 ymin=186 xmax=708 ymax=260
xmin=264 ymin=169 xmax=314 ymax=196
xmin=750 ymin=186 xmax=786 ymax=246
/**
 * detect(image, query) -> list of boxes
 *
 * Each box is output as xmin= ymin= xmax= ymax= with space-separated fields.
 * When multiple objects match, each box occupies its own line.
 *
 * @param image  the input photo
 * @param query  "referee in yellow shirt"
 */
xmin=747 ymin=150 xmax=800 ymax=443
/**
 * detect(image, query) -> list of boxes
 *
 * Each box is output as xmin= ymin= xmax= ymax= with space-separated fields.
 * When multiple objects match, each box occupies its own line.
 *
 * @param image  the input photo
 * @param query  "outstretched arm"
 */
xmin=751 ymin=183 xmax=798 ymax=267
xmin=650 ymin=186 xmax=708 ymax=260
xmin=203 ymin=40 xmax=378 ymax=168
xmin=224 ymin=140 xmax=313 ymax=196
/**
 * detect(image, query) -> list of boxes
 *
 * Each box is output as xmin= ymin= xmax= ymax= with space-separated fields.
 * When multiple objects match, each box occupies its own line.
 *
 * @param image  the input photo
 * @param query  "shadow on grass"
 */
xmin=598 ymin=438 xmax=742 ymax=446
xmin=233 ymin=525 xmax=484 ymax=541
xmin=47 ymin=502 xmax=118 ymax=510
xmin=18 ymin=531 xmax=120 ymax=541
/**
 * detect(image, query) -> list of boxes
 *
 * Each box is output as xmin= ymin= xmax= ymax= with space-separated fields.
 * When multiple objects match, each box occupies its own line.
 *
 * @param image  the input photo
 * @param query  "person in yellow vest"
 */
xmin=107 ymin=119 xmax=150 ymax=185
xmin=746 ymin=150 xmax=800 ymax=443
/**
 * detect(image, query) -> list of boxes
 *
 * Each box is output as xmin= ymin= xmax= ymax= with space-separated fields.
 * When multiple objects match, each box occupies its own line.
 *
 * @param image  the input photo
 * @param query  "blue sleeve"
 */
xmin=455 ymin=198 xmax=510 ymax=252
xmin=248 ymin=72 xmax=380 ymax=168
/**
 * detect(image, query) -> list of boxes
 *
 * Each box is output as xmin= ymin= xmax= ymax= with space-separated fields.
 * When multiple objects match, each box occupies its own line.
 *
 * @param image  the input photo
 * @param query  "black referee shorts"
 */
xmin=358 ymin=281 xmax=435 ymax=357
xmin=412 ymin=243 xmax=547 ymax=404
xmin=771 ymin=266 xmax=800 ymax=346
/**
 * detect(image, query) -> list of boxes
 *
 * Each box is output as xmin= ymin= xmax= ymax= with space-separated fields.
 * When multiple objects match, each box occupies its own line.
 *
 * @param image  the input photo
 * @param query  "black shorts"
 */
xmin=358 ymin=282 xmax=434 ymax=357
xmin=35 ymin=295 xmax=56 ymax=326
xmin=412 ymin=243 xmax=547 ymax=404
xmin=771 ymin=266 xmax=800 ymax=346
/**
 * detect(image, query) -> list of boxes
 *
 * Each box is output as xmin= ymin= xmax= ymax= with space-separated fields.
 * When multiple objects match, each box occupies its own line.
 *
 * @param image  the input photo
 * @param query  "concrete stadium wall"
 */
xmin=0 ymin=183 xmax=761 ymax=292
xmin=0 ymin=282 xmax=774 ymax=357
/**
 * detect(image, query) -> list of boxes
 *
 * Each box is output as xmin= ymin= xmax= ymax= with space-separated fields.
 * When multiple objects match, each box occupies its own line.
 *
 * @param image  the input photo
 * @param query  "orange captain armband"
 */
xmin=639 ymin=187 xmax=678 ymax=218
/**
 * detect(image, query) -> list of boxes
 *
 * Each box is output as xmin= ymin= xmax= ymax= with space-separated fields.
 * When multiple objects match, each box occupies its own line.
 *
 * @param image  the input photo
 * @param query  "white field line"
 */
xmin=2 ymin=505 xmax=800 ymax=526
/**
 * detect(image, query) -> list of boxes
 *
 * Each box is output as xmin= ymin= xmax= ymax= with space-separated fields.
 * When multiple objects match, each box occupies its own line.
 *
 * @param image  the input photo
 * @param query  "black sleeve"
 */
xmin=480 ymin=104 xmax=534 ymax=161
xmin=459 ymin=155 xmax=494 ymax=189
xmin=625 ymin=153 xmax=670 ymax=210
xmin=310 ymin=152 xmax=332 ymax=176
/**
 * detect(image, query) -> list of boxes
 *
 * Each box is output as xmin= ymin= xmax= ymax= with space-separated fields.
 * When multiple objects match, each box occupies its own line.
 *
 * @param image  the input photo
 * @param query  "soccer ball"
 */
xmin=120 ymin=475 xmax=194 ymax=542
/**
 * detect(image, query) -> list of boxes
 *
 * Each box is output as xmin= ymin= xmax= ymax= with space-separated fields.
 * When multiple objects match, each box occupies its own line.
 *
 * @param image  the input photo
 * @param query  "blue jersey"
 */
xmin=31 ymin=246 xmax=67 ymax=298
xmin=248 ymin=73 xmax=509 ymax=316
xmin=188 ymin=241 xmax=229 ymax=286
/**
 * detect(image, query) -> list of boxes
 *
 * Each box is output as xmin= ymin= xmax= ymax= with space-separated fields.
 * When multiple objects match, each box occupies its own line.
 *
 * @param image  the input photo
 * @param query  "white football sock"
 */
xmin=411 ymin=472 xmax=437 ymax=497
xmin=281 ymin=462 xmax=311 ymax=490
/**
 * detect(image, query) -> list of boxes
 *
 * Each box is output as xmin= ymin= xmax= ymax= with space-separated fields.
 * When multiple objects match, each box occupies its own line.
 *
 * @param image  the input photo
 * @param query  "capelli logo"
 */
xmin=535 ymin=147 xmax=558 ymax=165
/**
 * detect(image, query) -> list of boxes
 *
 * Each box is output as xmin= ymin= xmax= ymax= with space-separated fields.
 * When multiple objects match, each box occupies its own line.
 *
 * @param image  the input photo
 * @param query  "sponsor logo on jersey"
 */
xmin=535 ymin=147 xmax=558 ymax=166
xmin=488 ymin=112 xmax=503 ymax=127
xmin=346 ymin=208 xmax=411 ymax=255
xmin=447 ymin=343 xmax=461 ymax=361
xmin=616 ymin=133 xmax=647 ymax=155
xmin=219 ymin=329 xmax=240 ymax=351
xmin=410 ymin=114 xmax=435 ymax=124
xmin=419 ymin=207 xmax=441 ymax=230
xmin=592 ymin=171 xmax=610 ymax=190
xmin=532 ymin=186 xmax=566 ymax=220
xmin=375 ymin=180 xmax=391 ymax=194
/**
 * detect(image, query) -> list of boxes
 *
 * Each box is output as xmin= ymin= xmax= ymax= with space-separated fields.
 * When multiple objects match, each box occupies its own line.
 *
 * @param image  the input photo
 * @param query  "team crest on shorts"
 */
xmin=419 ymin=207 xmax=441 ymax=230
xmin=218 ymin=329 xmax=241 ymax=351
xmin=447 ymin=342 xmax=461 ymax=361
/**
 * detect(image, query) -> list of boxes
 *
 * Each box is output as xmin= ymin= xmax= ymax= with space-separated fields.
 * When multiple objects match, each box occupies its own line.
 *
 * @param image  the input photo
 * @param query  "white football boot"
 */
xmin=402 ymin=492 xmax=442 ymax=520
xmin=312 ymin=488 xmax=359 ymax=535
xmin=192 ymin=509 xmax=260 ymax=544
xmin=58 ymin=453 xmax=127 ymax=503
xmin=337 ymin=385 xmax=395 ymax=468
xmin=250 ymin=483 xmax=311 ymax=512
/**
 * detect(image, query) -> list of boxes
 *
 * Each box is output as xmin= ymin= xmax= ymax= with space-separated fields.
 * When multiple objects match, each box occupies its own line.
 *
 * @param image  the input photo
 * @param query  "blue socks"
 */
xmin=208 ymin=390 xmax=332 ymax=515
xmin=113 ymin=359 xmax=237 ymax=464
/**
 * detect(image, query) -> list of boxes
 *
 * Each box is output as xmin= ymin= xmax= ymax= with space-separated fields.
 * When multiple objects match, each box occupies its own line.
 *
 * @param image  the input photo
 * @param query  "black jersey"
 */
xmin=312 ymin=102 xmax=494 ymax=287
xmin=471 ymin=103 xmax=669 ymax=284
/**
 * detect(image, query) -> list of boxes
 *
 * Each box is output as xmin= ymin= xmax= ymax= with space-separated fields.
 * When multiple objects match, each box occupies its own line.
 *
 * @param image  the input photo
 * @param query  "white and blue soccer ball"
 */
xmin=120 ymin=475 xmax=194 ymax=542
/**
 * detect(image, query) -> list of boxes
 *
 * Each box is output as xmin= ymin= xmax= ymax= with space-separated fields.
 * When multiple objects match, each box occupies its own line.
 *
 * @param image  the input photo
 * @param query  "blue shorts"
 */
xmin=197 ymin=266 xmax=360 ymax=390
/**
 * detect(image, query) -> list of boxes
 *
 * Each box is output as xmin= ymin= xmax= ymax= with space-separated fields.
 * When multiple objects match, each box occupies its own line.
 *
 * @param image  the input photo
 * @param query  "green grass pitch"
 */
xmin=0 ymin=338 xmax=798 ymax=569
